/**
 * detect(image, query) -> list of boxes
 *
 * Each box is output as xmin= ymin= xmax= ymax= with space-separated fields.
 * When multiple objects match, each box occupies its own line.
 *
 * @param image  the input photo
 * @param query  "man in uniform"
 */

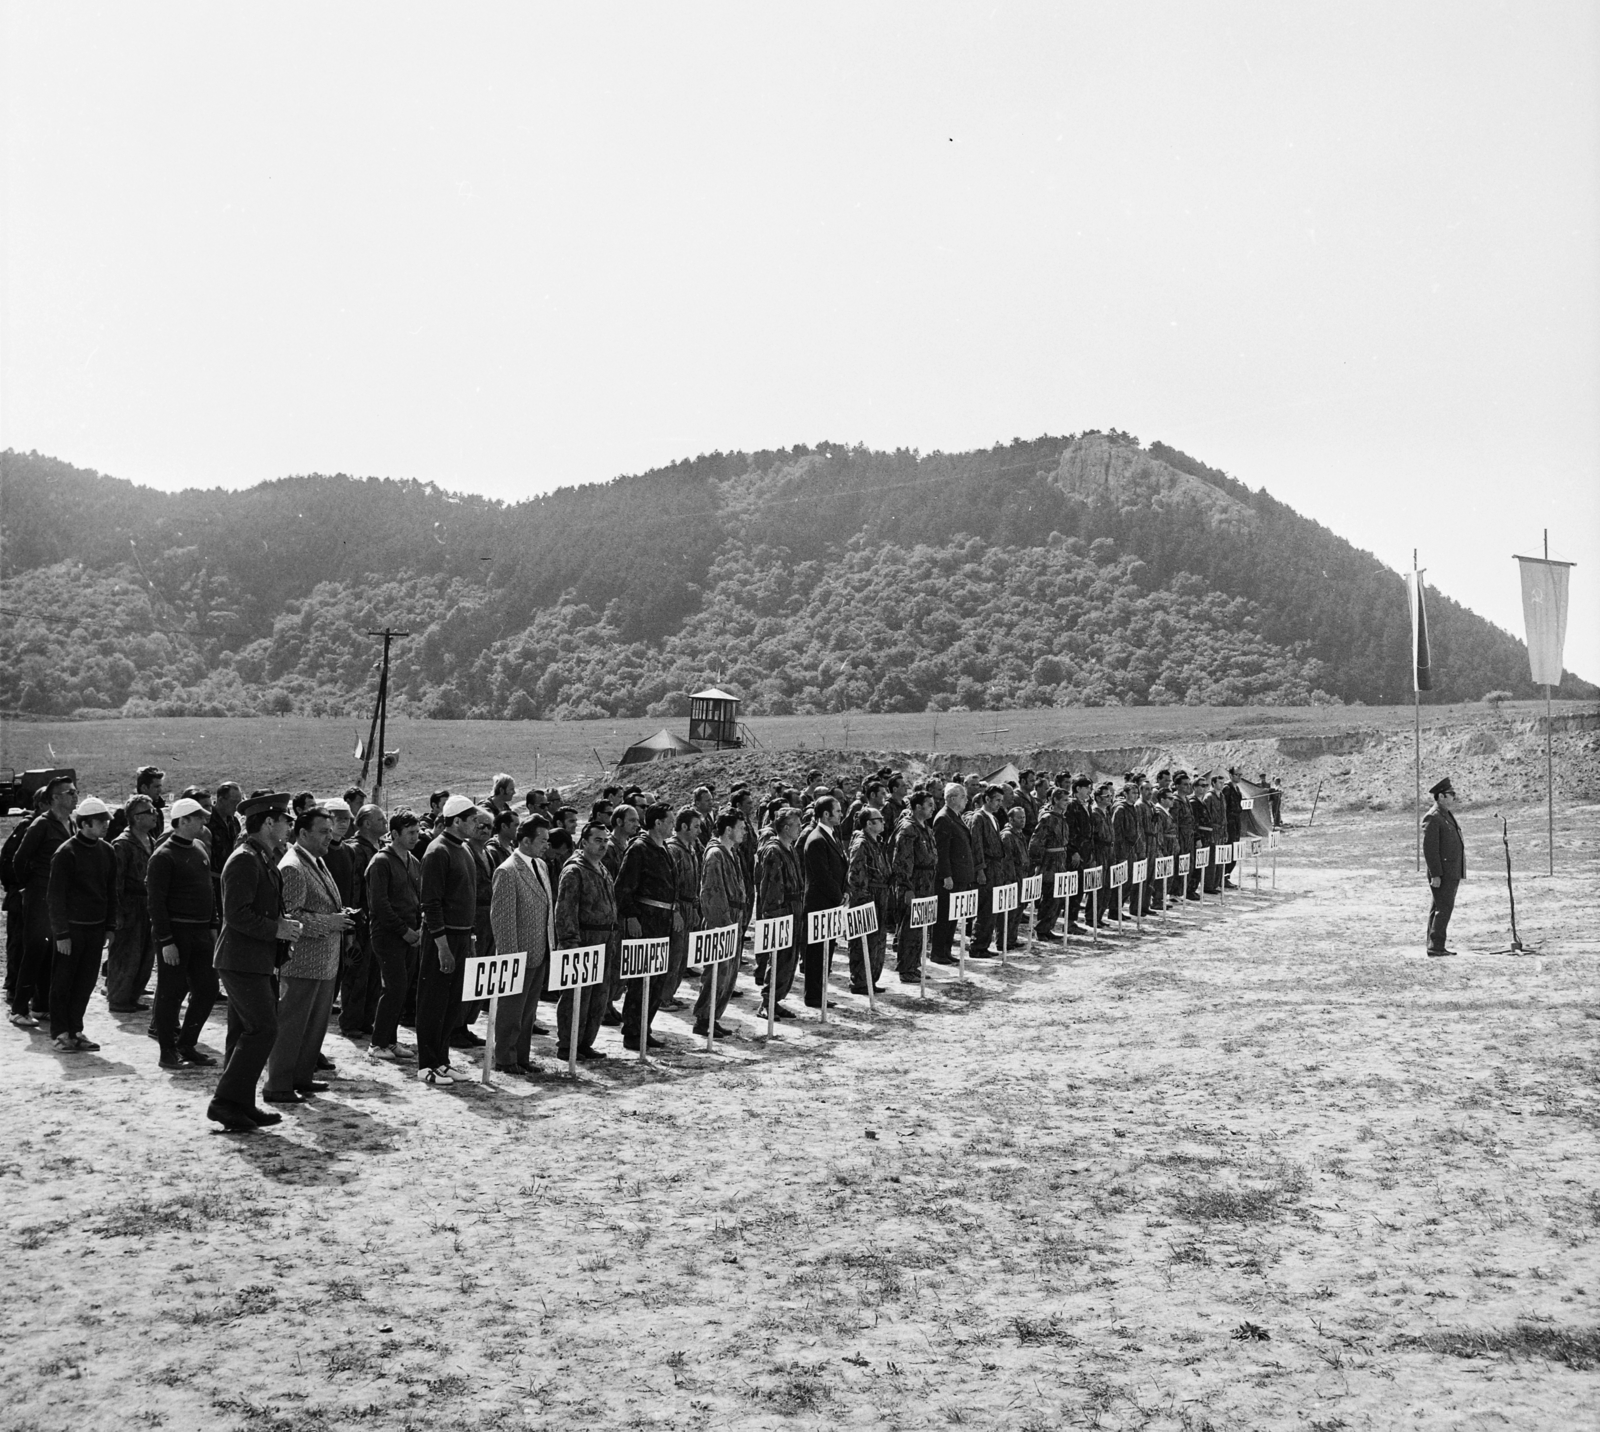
xmin=46 ymin=795 xmax=117 ymax=1050
xmin=889 ymin=790 xmax=936 ymax=981
xmin=106 ymin=792 xmax=157 ymax=1013
xmin=1170 ymin=773 xmax=1197 ymax=904
xmin=367 ymin=809 xmax=423 ymax=1061
xmin=1222 ymin=767 xmax=1245 ymax=887
xmin=801 ymin=796 xmax=847 ymax=1008
xmin=416 ymin=794 xmax=479 ymax=1084
xmin=1203 ymin=775 xmax=1228 ymax=894
xmin=211 ymin=793 xmax=302 ymax=1130
xmin=999 ymin=806 xmax=1029 ymax=948
xmin=616 ymin=802 xmax=679 ymax=1050
xmin=1091 ymin=782 xmax=1117 ymax=926
xmin=1026 ymin=786 xmax=1070 ymax=943
xmin=554 ymin=821 xmax=616 ymax=1059
xmin=1065 ymin=776 xmax=1097 ymax=933
xmin=10 ymin=773 xmax=77 ymax=1026
xmin=1112 ymin=777 xmax=1144 ymax=920
xmin=754 ymin=805 xmax=805 ymax=1013
xmin=1422 ymin=777 xmax=1465 ymax=957
xmin=147 ymin=795 xmax=220 ymax=1068
xmin=661 ymin=807 xmax=703 ymax=1011
xmin=846 ymin=807 xmax=892 ymax=989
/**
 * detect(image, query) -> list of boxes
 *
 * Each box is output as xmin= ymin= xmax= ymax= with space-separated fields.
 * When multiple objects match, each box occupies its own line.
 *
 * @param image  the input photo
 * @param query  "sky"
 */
xmin=4 ymin=1 xmax=1597 ymax=682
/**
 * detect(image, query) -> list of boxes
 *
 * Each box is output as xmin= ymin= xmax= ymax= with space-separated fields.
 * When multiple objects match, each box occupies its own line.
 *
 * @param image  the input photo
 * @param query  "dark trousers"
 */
xmin=1427 ymin=878 xmax=1459 ymax=952
xmin=13 ymin=903 xmax=53 ymax=1014
xmin=50 ymin=923 xmax=105 ymax=1038
xmin=931 ymin=887 xmax=962 ymax=959
xmin=3 ymin=901 xmax=23 ymax=1005
xmin=1204 ymin=844 xmax=1221 ymax=893
xmin=556 ymin=931 xmax=611 ymax=1054
xmin=1038 ymin=888 xmax=1062 ymax=936
xmin=848 ymin=929 xmax=886 ymax=990
xmin=972 ymin=886 xmax=994 ymax=953
xmin=215 ymin=969 xmax=278 ymax=1108
xmin=106 ymin=911 xmax=154 ymax=1008
xmin=802 ymin=917 xmax=837 ymax=1007
xmin=493 ymin=952 xmax=548 ymax=1066
xmin=662 ymin=924 xmax=691 ymax=1003
xmin=370 ymin=928 xmax=419 ymax=1048
xmin=760 ymin=934 xmax=801 ymax=1000
xmin=693 ymin=954 xmax=739 ymax=1026
xmin=623 ymin=912 xmax=671 ymax=1041
xmin=894 ymin=911 xmax=924 ymax=980
xmin=416 ymin=929 xmax=468 ymax=1070
xmin=154 ymin=923 xmax=219 ymax=1051
xmin=338 ymin=928 xmax=381 ymax=1034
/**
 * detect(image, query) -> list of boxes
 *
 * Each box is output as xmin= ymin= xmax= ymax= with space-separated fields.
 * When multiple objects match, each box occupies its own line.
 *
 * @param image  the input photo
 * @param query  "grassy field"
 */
xmin=2 ymin=801 xmax=1596 ymax=1430
xmin=2 ymin=701 xmax=1589 ymax=813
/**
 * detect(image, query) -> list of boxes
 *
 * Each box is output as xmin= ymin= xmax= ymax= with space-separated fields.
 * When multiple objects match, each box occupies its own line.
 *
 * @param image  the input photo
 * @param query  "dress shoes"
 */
xmin=108 ymin=1002 xmax=149 ymax=1013
xmin=772 ymin=1004 xmax=797 ymax=1020
xmin=660 ymin=998 xmax=686 ymax=1012
xmin=929 ymin=954 xmax=957 ymax=966
xmin=158 ymin=1049 xmax=186 ymax=1070
xmin=295 ymin=1080 xmax=330 ymax=1094
xmin=1426 ymin=948 xmax=1458 ymax=958
xmin=530 ymin=1022 xmax=550 ymax=1035
xmin=262 ymin=1089 xmax=305 ymax=1105
xmin=178 ymin=1047 xmax=215 ymax=1067
xmin=248 ymin=1107 xmax=283 ymax=1127
xmin=448 ymin=1029 xmax=484 ymax=1049
xmin=969 ymin=948 xmax=1000 ymax=960
xmin=600 ymin=1005 xmax=624 ymax=1027
xmin=575 ymin=1046 xmax=607 ymax=1061
xmin=315 ymin=1053 xmax=337 ymax=1070
xmin=623 ymin=1035 xmax=667 ymax=1051
xmin=207 ymin=1098 xmax=259 ymax=1131
xmin=1035 ymin=931 xmax=1062 ymax=943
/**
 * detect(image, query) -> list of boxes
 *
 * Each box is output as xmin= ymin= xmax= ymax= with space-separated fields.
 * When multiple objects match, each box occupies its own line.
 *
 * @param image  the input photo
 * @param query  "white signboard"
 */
xmin=1154 ymin=856 xmax=1174 ymax=879
xmin=619 ymin=937 xmax=670 ymax=980
xmin=1020 ymin=874 xmax=1043 ymax=904
xmin=1247 ymin=836 xmax=1263 ymax=856
xmin=1053 ymin=870 xmax=1079 ymax=899
xmin=1217 ymin=842 xmax=1234 ymax=863
xmin=549 ymin=944 xmax=607 ymax=990
xmin=844 ymin=902 xmax=879 ymax=939
xmin=992 ymin=882 xmax=1019 ymax=915
xmin=1268 ymin=830 xmax=1280 ymax=850
xmin=1132 ymin=858 xmax=1148 ymax=884
xmin=1177 ymin=855 xmax=1192 ymax=876
xmin=1109 ymin=861 xmax=1128 ymax=889
xmin=949 ymin=889 xmax=979 ymax=922
xmin=1195 ymin=847 xmax=1211 ymax=870
xmin=909 ymin=896 xmax=937 ymax=929
xmin=1081 ymin=867 xmax=1104 ymax=892
xmin=462 ymin=953 xmax=526 ymax=1000
xmin=806 ymin=906 xmax=847 ymax=945
xmin=753 ymin=915 xmax=793 ymax=955
xmin=689 ymin=923 xmax=740 ymax=969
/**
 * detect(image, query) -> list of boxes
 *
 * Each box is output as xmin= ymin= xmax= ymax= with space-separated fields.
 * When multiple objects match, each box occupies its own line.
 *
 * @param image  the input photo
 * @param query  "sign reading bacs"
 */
xmin=753 ymin=915 xmax=793 ymax=955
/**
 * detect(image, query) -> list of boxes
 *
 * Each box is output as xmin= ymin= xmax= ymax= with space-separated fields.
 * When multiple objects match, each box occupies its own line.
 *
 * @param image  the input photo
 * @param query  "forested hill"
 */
xmin=2 ymin=436 xmax=1589 ymax=721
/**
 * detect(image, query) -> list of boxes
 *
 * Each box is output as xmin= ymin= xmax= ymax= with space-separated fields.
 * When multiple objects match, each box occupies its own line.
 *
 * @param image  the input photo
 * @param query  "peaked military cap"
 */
xmin=1429 ymin=777 xmax=1456 ymax=797
xmin=239 ymin=791 xmax=292 ymax=821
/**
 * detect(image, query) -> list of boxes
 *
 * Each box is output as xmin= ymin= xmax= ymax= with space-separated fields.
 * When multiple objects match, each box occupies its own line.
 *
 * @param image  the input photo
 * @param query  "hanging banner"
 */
xmin=1407 ymin=569 xmax=1434 ymax=692
xmin=1515 ymin=555 xmax=1572 ymax=686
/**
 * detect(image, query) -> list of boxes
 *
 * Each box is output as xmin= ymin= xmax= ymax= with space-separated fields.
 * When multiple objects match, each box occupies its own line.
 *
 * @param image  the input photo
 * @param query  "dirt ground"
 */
xmin=3 ymin=800 xmax=1596 ymax=1431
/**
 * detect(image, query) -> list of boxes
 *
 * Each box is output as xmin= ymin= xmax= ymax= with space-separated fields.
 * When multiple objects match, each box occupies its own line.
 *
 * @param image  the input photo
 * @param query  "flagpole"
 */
xmin=1545 ymin=529 xmax=1553 ymax=877
xmin=1414 ymin=549 xmax=1422 ymax=872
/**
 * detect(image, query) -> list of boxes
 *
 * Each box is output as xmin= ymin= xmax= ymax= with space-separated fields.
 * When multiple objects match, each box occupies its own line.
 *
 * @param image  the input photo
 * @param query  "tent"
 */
xmin=1235 ymin=777 xmax=1275 ymax=838
xmin=617 ymin=729 xmax=699 ymax=766
xmin=983 ymin=762 xmax=1022 ymax=787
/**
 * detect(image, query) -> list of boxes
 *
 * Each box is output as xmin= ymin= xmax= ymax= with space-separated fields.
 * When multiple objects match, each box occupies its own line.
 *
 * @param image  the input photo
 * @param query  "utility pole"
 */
xmin=363 ymin=628 xmax=410 ymax=809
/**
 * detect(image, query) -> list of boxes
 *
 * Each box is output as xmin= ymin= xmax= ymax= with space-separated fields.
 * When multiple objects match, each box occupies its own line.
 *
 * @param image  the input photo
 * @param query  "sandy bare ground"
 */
xmin=3 ymin=802 xmax=1596 ymax=1431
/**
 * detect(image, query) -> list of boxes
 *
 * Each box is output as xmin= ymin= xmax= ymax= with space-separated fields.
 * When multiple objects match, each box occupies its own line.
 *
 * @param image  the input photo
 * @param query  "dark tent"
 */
xmin=617 ymin=729 xmax=699 ymax=766
xmin=1235 ymin=777 xmax=1275 ymax=838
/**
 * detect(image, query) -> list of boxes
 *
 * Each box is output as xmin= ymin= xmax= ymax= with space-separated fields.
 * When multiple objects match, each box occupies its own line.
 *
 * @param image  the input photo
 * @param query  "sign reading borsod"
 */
xmin=690 ymin=924 xmax=740 ymax=969
xmin=462 ymin=953 xmax=526 ymax=1001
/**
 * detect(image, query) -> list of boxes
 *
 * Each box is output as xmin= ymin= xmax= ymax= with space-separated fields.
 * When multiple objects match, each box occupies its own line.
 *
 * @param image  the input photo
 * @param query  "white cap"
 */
xmin=74 ymin=797 xmax=112 ymax=820
xmin=440 ymin=793 xmax=477 ymax=819
xmin=321 ymin=797 xmax=350 ymax=816
xmin=169 ymin=797 xmax=206 ymax=821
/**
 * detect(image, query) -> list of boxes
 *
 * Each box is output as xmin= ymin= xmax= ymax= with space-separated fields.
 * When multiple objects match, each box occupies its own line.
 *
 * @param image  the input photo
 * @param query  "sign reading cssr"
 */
xmin=550 ymin=944 xmax=607 ymax=990
xmin=462 ymin=954 xmax=525 ymax=1001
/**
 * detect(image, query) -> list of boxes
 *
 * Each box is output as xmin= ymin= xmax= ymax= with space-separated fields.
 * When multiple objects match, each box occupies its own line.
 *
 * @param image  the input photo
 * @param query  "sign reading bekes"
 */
xmin=550 ymin=944 xmax=607 ymax=990
xmin=1081 ymin=867 xmax=1104 ymax=892
xmin=619 ymin=937 xmax=670 ymax=980
xmin=689 ymin=923 xmax=740 ymax=969
xmin=1053 ymin=870 xmax=1079 ymax=898
xmin=462 ymin=953 xmax=526 ymax=1001
xmin=844 ymin=902 xmax=879 ymax=940
xmin=1110 ymin=861 xmax=1128 ymax=889
xmin=992 ymin=882 xmax=1019 ymax=915
xmin=1021 ymin=874 xmax=1043 ymax=904
xmin=909 ymin=896 xmax=937 ymax=929
xmin=1132 ymin=858 xmax=1148 ymax=883
xmin=806 ymin=906 xmax=847 ymax=944
xmin=949 ymin=889 xmax=978 ymax=922
xmin=753 ymin=915 xmax=793 ymax=955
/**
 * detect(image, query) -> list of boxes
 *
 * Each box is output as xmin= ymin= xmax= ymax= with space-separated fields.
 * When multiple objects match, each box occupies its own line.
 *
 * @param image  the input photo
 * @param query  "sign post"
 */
xmin=1176 ymin=855 xmax=1191 ymax=917
xmin=1131 ymin=859 xmax=1147 ymax=934
xmin=753 ymin=915 xmax=793 ymax=1038
xmin=1153 ymin=857 xmax=1173 ymax=925
xmin=992 ymin=883 xmax=1018 ymax=966
xmin=1020 ymin=874 xmax=1043 ymax=951
xmin=1053 ymin=871 xmax=1078 ymax=945
xmin=1269 ymin=829 xmax=1279 ymax=890
xmin=1248 ymin=836 xmax=1263 ymax=894
xmin=910 ymin=896 xmax=936 ymax=998
xmin=806 ymin=906 xmax=847 ymax=1024
xmin=845 ymin=902 xmax=880 ymax=1012
xmin=689 ymin=924 xmax=740 ymax=1052
xmin=949 ymin=890 xmax=978 ymax=980
xmin=1081 ymin=867 xmax=1102 ymax=944
xmin=549 ymin=944 xmax=607 ymax=1077
xmin=1195 ymin=846 xmax=1209 ymax=907
xmin=1216 ymin=844 xmax=1232 ymax=904
xmin=461 ymin=953 xmax=526 ymax=1086
xmin=620 ymin=937 xmax=671 ymax=1062
xmin=1110 ymin=862 xmax=1128 ymax=935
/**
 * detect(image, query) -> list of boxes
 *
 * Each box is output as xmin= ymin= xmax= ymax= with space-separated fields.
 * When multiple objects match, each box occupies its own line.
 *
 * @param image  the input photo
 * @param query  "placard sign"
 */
xmin=754 ymin=915 xmax=793 ymax=956
xmin=1021 ymin=874 xmax=1043 ymax=904
xmin=689 ymin=923 xmax=740 ymax=969
xmin=844 ymin=902 xmax=879 ymax=939
xmin=1053 ymin=870 xmax=1079 ymax=898
xmin=462 ymin=953 xmax=525 ymax=1000
xmin=1268 ymin=830 xmax=1280 ymax=850
xmin=1081 ymin=867 xmax=1103 ymax=892
xmin=1240 ymin=797 xmax=1254 ymax=811
xmin=1110 ymin=861 xmax=1128 ymax=889
xmin=1247 ymin=836 xmax=1263 ymax=856
xmin=1132 ymin=858 xmax=1148 ymax=884
xmin=1177 ymin=854 xmax=1191 ymax=876
xmin=619 ymin=938 xmax=670 ymax=980
xmin=806 ymin=906 xmax=847 ymax=945
xmin=1217 ymin=842 xmax=1234 ymax=863
xmin=549 ymin=944 xmax=607 ymax=990
xmin=992 ymin=882 xmax=1019 ymax=915
xmin=1195 ymin=847 xmax=1211 ymax=870
xmin=909 ymin=896 xmax=937 ymax=929
xmin=949 ymin=889 xmax=979 ymax=922
xmin=1154 ymin=856 xmax=1174 ymax=879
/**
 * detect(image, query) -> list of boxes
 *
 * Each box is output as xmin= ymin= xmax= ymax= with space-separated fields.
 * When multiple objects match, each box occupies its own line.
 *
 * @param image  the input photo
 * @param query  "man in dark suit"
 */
xmin=1422 ymin=777 xmax=1465 ymax=957
xmin=931 ymin=783 xmax=977 ymax=963
xmin=801 ymin=796 xmax=847 ymax=1009
xmin=965 ymin=786 xmax=1005 ymax=957
xmin=1222 ymin=767 xmax=1245 ymax=888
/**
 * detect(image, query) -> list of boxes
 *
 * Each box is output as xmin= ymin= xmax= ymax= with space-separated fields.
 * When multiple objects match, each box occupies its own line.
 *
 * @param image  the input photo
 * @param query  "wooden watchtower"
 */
xmin=688 ymin=688 xmax=742 ymax=750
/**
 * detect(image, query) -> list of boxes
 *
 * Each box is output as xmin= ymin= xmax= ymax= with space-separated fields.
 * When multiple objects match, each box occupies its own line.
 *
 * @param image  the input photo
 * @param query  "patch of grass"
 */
xmin=92 ymin=1191 xmax=265 ymax=1239
xmin=1397 ymin=1322 xmax=1600 ymax=1371
xmin=1172 ymin=1160 xmax=1308 ymax=1223
xmin=747 ymin=1361 xmax=833 ymax=1416
xmin=1012 ymin=1314 xmax=1080 ymax=1346
xmin=324 ymin=1277 xmax=365 ymax=1302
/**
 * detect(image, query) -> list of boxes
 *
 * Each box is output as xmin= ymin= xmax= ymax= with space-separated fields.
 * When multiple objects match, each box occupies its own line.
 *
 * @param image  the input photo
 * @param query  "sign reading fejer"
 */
xmin=689 ymin=924 xmax=740 ymax=969
xmin=806 ymin=906 xmax=847 ymax=945
xmin=753 ymin=915 xmax=793 ymax=956
xmin=619 ymin=937 xmax=670 ymax=980
xmin=1081 ymin=867 xmax=1104 ymax=892
xmin=844 ymin=902 xmax=879 ymax=940
xmin=949 ymin=889 xmax=978 ymax=922
xmin=1021 ymin=874 xmax=1043 ymax=904
xmin=1053 ymin=870 xmax=1079 ymax=899
xmin=1110 ymin=861 xmax=1128 ymax=889
xmin=1132 ymin=858 xmax=1148 ymax=883
xmin=462 ymin=953 xmax=525 ymax=1001
xmin=549 ymin=944 xmax=607 ymax=990
xmin=909 ymin=896 xmax=937 ymax=928
xmin=992 ymin=882 xmax=1019 ymax=915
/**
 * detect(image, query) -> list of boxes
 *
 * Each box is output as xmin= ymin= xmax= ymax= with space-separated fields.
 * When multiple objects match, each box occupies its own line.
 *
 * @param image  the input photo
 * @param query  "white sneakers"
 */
xmin=419 ymin=1066 xmax=455 ymax=1085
